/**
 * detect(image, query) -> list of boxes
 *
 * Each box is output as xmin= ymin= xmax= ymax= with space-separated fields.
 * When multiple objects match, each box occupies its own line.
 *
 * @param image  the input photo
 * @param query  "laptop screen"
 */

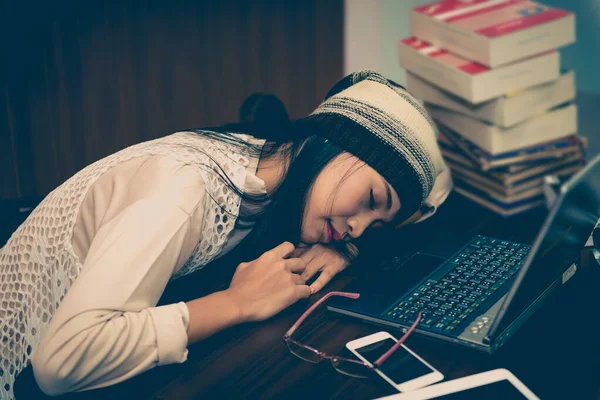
xmin=489 ymin=155 xmax=600 ymax=339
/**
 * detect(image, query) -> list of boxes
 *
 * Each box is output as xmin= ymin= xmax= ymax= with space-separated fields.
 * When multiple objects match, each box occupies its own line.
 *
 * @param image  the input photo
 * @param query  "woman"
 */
xmin=0 ymin=70 xmax=452 ymax=398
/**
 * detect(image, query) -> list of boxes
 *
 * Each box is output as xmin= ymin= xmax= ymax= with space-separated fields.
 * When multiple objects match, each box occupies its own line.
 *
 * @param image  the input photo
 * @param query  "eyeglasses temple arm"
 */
xmin=284 ymin=291 xmax=360 ymax=338
xmin=373 ymin=312 xmax=422 ymax=367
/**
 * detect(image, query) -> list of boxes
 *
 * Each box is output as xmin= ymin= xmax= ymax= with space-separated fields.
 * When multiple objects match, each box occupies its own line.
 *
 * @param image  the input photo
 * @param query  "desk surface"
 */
xmin=15 ymin=93 xmax=600 ymax=400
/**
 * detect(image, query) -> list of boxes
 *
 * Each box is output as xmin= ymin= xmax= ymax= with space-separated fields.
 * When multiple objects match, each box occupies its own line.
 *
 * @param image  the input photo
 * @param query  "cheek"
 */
xmin=304 ymin=187 xmax=328 ymax=220
xmin=330 ymin=190 xmax=363 ymax=216
xmin=300 ymin=193 xmax=326 ymax=241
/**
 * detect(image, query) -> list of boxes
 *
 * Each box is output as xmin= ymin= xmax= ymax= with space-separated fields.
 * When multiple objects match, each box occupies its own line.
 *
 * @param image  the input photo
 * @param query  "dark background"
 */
xmin=0 ymin=0 xmax=344 ymax=201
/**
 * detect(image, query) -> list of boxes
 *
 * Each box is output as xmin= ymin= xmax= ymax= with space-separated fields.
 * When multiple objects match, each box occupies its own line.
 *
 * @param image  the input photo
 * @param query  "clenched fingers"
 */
xmin=301 ymin=257 xmax=325 ymax=281
xmin=271 ymin=241 xmax=295 ymax=259
xmin=309 ymin=267 xmax=338 ymax=294
xmin=291 ymin=274 xmax=306 ymax=285
xmin=284 ymin=258 xmax=306 ymax=273
xmin=294 ymin=285 xmax=312 ymax=299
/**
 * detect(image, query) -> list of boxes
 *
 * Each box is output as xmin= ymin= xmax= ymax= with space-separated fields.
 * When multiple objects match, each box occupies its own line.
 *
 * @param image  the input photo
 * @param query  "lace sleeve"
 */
xmin=30 ymin=195 xmax=204 ymax=396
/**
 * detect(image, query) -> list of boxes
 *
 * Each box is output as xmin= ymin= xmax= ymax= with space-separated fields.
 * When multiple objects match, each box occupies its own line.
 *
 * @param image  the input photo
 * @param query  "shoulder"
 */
xmin=125 ymin=154 xmax=207 ymax=216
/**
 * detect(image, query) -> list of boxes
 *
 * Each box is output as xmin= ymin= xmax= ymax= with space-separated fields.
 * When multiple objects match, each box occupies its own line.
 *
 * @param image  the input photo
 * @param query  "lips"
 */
xmin=328 ymin=221 xmax=342 ymax=242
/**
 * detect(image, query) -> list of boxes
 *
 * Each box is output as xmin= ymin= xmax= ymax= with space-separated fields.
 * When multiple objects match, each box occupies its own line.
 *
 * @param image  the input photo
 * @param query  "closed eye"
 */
xmin=369 ymin=189 xmax=375 ymax=210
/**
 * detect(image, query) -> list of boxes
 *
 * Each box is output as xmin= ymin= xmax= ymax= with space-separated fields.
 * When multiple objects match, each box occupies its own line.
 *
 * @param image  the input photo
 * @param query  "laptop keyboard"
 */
xmin=385 ymin=236 xmax=531 ymax=335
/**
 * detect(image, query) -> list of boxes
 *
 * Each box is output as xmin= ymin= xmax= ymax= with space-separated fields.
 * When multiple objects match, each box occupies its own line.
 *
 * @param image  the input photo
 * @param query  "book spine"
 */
xmin=398 ymin=40 xmax=473 ymax=102
xmin=411 ymin=8 xmax=490 ymax=66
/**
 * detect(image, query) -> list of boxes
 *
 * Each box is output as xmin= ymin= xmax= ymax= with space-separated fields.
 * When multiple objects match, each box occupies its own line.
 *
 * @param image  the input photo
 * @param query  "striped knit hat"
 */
xmin=294 ymin=70 xmax=452 ymax=224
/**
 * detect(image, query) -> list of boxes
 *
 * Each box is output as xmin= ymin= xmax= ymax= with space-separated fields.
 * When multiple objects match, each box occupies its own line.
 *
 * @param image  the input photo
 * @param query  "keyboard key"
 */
xmin=450 ymin=295 xmax=465 ymax=302
xmin=464 ymin=307 xmax=476 ymax=315
xmin=460 ymin=300 xmax=473 ymax=307
xmin=421 ymin=317 xmax=438 ymax=327
xmin=444 ymin=325 xmax=456 ymax=332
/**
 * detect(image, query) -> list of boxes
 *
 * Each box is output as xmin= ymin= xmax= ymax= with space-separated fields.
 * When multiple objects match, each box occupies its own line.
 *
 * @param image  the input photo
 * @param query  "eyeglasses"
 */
xmin=283 ymin=291 xmax=422 ymax=378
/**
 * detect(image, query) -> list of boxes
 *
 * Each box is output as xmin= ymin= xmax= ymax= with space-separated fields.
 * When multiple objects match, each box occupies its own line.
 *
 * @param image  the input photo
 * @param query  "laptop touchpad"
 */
xmin=364 ymin=252 xmax=446 ymax=295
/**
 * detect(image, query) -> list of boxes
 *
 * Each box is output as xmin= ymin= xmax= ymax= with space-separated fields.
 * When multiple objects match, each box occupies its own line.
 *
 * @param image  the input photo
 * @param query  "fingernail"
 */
xmin=310 ymin=287 xmax=316 ymax=294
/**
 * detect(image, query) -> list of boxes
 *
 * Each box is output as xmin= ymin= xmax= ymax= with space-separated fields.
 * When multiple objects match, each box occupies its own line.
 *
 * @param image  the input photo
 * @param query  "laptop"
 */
xmin=328 ymin=154 xmax=600 ymax=354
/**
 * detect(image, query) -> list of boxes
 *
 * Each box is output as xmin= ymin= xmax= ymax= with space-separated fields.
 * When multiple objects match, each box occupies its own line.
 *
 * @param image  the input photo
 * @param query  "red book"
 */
xmin=411 ymin=0 xmax=575 ymax=67
xmin=398 ymin=36 xmax=559 ymax=104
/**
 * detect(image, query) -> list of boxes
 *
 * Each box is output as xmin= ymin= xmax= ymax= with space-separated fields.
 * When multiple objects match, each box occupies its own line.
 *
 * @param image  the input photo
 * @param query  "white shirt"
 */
xmin=0 ymin=132 xmax=266 ymax=398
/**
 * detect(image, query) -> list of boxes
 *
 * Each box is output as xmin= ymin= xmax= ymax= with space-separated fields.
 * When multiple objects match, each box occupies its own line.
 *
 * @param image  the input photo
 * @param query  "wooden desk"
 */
xmin=15 ymin=93 xmax=600 ymax=399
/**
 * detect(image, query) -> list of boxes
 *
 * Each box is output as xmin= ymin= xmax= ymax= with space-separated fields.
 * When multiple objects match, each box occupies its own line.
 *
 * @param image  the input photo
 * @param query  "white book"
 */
xmin=397 ymin=37 xmax=559 ymax=104
xmin=410 ymin=0 xmax=575 ymax=68
xmin=406 ymin=70 xmax=575 ymax=127
xmin=427 ymin=103 xmax=577 ymax=155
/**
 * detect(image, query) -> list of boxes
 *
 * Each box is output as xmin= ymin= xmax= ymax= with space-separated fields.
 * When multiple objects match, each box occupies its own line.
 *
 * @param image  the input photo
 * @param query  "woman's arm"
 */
xmin=30 ymin=197 xmax=203 ymax=396
xmin=186 ymin=241 xmax=311 ymax=344
xmin=31 ymin=164 xmax=310 ymax=396
xmin=184 ymin=290 xmax=242 ymax=345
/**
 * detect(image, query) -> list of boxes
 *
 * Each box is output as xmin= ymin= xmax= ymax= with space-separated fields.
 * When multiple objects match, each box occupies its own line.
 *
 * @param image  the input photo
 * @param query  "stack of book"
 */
xmin=398 ymin=0 xmax=584 ymax=217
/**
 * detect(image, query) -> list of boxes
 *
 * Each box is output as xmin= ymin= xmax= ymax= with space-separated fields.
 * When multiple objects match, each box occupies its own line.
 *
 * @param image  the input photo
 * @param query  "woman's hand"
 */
xmin=226 ymin=242 xmax=311 ymax=322
xmin=292 ymin=244 xmax=350 ymax=294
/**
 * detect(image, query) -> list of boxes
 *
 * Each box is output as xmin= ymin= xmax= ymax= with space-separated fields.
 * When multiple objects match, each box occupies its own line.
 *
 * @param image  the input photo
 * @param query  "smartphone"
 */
xmin=346 ymin=331 xmax=443 ymax=392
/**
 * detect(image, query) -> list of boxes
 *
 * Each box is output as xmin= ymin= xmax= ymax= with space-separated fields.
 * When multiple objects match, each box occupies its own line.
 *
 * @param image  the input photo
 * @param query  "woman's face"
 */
xmin=301 ymin=153 xmax=402 ymax=244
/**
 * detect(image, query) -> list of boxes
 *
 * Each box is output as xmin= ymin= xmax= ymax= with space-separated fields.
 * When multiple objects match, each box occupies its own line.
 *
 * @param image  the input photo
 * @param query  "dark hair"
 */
xmin=185 ymin=93 xmax=358 ymax=270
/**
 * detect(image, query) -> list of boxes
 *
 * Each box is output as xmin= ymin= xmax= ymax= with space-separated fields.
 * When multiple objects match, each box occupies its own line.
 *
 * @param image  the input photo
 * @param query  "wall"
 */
xmin=345 ymin=0 xmax=600 ymax=93
xmin=0 ymin=0 xmax=344 ymax=200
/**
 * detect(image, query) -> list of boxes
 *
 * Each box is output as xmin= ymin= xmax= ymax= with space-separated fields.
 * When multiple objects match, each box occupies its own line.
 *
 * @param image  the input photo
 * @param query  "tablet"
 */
xmin=375 ymin=369 xmax=539 ymax=400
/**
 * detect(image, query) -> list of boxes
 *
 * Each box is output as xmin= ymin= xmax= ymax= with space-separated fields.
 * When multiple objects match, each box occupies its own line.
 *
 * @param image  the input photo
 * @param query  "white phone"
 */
xmin=375 ymin=368 xmax=540 ymax=399
xmin=346 ymin=331 xmax=444 ymax=392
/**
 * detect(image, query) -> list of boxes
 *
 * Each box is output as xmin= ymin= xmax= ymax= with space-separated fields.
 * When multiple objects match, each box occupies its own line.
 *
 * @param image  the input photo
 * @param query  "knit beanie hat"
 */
xmin=294 ymin=70 xmax=453 ymax=224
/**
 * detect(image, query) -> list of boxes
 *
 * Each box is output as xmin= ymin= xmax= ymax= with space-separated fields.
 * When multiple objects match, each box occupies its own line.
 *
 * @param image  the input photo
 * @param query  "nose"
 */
xmin=346 ymin=214 xmax=371 ymax=239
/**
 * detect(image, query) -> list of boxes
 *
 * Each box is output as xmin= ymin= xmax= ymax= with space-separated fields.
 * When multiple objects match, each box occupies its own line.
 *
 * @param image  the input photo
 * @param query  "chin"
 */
xmin=299 ymin=229 xmax=316 ymax=245
xmin=299 ymin=233 xmax=312 ymax=244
